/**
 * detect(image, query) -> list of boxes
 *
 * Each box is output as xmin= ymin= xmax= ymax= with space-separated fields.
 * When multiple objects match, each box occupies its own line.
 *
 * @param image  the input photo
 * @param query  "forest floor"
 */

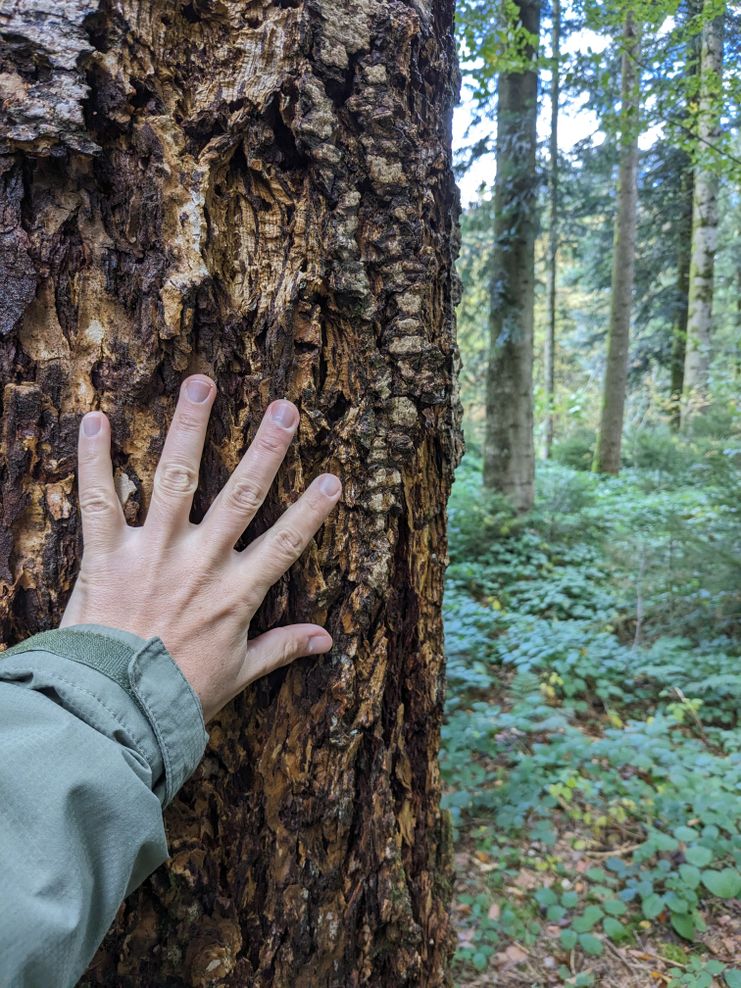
xmin=439 ymin=428 xmax=740 ymax=988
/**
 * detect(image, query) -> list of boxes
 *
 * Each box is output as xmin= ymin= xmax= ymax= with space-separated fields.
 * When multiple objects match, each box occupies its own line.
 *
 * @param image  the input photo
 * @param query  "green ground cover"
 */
xmin=441 ymin=422 xmax=740 ymax=987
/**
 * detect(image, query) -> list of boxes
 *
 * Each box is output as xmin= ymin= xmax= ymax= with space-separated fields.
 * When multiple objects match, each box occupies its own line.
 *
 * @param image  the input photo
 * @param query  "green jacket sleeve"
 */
xmin=0 ymin=623 xmax=209 ymax=988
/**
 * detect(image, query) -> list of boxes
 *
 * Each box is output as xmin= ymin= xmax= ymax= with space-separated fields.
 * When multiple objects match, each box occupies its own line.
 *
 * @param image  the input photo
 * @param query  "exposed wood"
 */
xmin=0 ymin=0 xmax=463 ymax=984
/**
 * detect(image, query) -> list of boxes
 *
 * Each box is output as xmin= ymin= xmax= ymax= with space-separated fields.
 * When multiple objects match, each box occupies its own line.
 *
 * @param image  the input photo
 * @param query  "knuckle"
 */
xmin=253 ymin=432 xmax=285 ymax=457
xmin=306 ymin=486 xmax=329 ymax=514
xmin=226 ymin=478 xmax=263 ymax=513
xmin=175 ymin=410 xmax=205 ymax=434
xmin=280 ymin=639 xmax=296 ymax=667
xmin=240 ymin=585 xmax=264 ymax=614
xmin=79 ymin=487 xmax=117 ymax=516
xmin=272 ymin=526 xmax=304 ymax=559
xmin=156 ymin=461 xmax=199 ymax=496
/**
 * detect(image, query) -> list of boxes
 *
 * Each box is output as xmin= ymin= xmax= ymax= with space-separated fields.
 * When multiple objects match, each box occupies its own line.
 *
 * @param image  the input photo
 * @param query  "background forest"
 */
xmin=440 ymin=0 xmax=740 ymax=985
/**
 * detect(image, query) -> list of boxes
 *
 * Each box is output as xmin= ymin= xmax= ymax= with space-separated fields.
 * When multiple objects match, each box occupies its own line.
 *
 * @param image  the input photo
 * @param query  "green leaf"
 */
xmin=560 ymin=928 xmax=578 ymax=951
xmin=670 ymin=912 xmax=696 ymax=941
xmin=642 ymin=893 xmax=664 ymax=920
xmin=586 ymin=867 xmax=608 ymax=882
xmin=724 ymin=969 xmax=741 ymax=988
xmin=472 ymin=950 xmax=489 ymax=972
xmin=578 ymin=932 xmax=604 ymax=956
xmin=679 ymin=864 xmax=702 ymax=889
xmin=547 ymin=904 xmax=567 ymax=922
xmin=535 ymin=886 xmax=558 ymax=908
xmin=665 ymin=891 xmax=689 ymax=913
xmin=603 ymin=898 xmax=627 ymax=916
xmin=574 ymin=972 xmax=595 ymax=986
xmin=674 ymin=825 xmax=698 ymax=842
xmin=701 ymin=869 xmax=741 ymax=899
xmin=651 ymin=831 xmax=679 ymax=852
xmin=561 ymin=890 xmax=579 ymax=909
xmin=572 ymin=905 xmax=604 ymax=932
xmin=602 ymin=917 xmax=628 ymax=941
xmin=684 ymin=846 xmax=714 ymax=867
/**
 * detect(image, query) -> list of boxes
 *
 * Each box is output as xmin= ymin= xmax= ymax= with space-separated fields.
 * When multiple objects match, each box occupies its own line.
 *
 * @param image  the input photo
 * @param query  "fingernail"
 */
xmin=270 ymin=399 xmax=298 ymax=429
xmin=82 ymin=413 xmax=102 ymax=436
xmin=308 ymin=634 xmax=331 ymax=653
xmin=319 ymin=474 xmax=341 ymax=497
xmin=186 ymin=379 xmax=212 ymax=403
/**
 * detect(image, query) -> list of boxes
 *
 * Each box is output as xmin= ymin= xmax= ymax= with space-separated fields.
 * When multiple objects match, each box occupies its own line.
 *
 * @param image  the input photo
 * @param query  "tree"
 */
xmin=669 ymin=158 xmax=695 ymax=426
xmin=544 ymin=0 xmax=561 ymax=458
xmin=682 ymin=0 xmax=726 ymax=423
xmin=0 ymin=2 xmax=463 ymax=984
xmin=483 ymin=0 xmax=541 ymax=510
xmin=668 ymin=0 xmax=702 ymax=428
xmin=594 ymin=10 xmax=641 ymax=475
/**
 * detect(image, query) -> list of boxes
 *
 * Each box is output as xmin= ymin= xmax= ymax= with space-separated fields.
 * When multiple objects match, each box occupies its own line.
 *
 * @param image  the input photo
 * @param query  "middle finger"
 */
xmin=145 ymin=375 xmax=216 ymax=536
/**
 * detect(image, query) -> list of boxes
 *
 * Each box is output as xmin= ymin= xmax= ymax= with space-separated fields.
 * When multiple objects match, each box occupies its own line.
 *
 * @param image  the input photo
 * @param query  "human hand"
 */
xmin=60 ymin=375 xmax=341 ymax=722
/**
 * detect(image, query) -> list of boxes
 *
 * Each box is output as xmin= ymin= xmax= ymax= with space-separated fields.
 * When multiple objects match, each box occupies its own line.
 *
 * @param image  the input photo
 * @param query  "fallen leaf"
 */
xmin=494 ymin=944 xmax=529 ymax=969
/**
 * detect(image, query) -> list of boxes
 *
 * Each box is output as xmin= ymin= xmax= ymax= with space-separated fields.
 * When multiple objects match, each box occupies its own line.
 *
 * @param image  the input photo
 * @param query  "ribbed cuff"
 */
xmin=2 ymin=624 xmax=208 ymax=807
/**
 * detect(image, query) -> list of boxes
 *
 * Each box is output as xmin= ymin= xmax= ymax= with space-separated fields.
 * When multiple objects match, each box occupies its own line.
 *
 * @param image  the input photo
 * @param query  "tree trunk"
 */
xmin=0 ymin=2 xmax=463 ymax=986
xmin=669 ymin=162 xmax=693 ymax=429
xmin=544 ymin=0 xmax=560 ymax=459
xmin=594 ymin=12 xmax=640 ymax=475
xmin=681 ymin=1 xmax=725 ymax=425
xmin=669 ymin=0 xmax=702 ymax=430
xmin=483 ymin=0 xmax=540 ymax=511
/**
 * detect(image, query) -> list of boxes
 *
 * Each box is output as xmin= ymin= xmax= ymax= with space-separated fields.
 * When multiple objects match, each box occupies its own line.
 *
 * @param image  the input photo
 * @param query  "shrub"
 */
xmin=551 ymin=428 xmax=596 ymax=471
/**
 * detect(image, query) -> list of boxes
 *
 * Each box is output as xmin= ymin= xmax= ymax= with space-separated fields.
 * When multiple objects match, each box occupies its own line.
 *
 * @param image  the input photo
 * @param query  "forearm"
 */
xmin=0 ymin=625 xmax=208 ymax=988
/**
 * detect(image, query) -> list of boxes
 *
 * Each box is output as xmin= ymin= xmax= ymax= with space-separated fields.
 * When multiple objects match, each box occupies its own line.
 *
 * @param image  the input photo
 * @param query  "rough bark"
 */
xmin=0 ymin=1 xmax=463 ymax=985
xmin=594 ymin=12 xmax=640 ymax=475
xmin=483 ymin=0 xmax=540 ymax=511
xmin=681 ymin=1 xmax=725 ymax=425
xmin=544 ymin=0 xmax=559 ymax=459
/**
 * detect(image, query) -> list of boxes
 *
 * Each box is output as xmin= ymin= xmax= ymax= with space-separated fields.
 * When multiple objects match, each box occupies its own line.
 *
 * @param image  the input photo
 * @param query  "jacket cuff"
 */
xmin=1 ymin=624 xmax=208 ymax=807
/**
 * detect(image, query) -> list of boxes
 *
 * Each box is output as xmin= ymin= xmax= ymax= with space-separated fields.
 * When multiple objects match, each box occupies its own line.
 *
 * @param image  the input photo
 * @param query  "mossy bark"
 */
xmin=0 ymin=1 xmax=463 ymax=984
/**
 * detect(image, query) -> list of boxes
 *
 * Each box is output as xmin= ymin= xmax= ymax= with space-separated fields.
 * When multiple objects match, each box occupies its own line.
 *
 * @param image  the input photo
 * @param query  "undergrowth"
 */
xmin=441 ymin=426 xmax=740 ymax=987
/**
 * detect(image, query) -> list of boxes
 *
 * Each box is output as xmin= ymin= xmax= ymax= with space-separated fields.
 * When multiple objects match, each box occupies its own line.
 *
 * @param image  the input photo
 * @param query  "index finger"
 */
xmin=77 ymin=410 xmax=127 ymax=554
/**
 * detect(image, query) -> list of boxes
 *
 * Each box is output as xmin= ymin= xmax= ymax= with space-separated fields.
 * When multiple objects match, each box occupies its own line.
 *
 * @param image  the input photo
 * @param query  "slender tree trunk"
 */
xmin=681 ymin=1 xmax=725 ymax=425
xmin=0 ymin=2 xmax=463 ymax=986
xmin=669 ymin=164 xmax=693 ymax=429
xmin=594 ymin=12 xmax=640 ymax=475
xmin=669 ymin=0 xmax=702 ymax=430
xmin=483 ymin=0 xmax=540 ymax=510
xmin=544 ymin=0 xmax=560 ymax=458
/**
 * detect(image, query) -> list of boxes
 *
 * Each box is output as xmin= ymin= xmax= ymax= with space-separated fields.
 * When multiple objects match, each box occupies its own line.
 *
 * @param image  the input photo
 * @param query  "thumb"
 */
xmin=241 ymin=624 xmax=333 ymax=686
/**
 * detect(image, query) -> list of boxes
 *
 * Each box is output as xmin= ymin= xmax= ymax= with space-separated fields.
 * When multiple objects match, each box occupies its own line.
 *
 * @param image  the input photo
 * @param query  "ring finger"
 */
xmin=200 ymin=399 xmax=300 ymax=552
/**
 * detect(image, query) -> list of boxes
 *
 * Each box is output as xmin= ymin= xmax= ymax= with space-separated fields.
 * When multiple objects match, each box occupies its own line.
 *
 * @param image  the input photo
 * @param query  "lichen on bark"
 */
xmin=0 ymin=0 xmax=463 ymax=985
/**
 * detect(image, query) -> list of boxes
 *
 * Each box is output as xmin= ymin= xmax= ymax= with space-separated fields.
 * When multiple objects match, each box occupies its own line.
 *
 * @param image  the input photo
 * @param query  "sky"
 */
xmin=452 ymin=26 xmax=666 ymax=207
xmin=453 ymin=93 xmax=603 ymax=206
